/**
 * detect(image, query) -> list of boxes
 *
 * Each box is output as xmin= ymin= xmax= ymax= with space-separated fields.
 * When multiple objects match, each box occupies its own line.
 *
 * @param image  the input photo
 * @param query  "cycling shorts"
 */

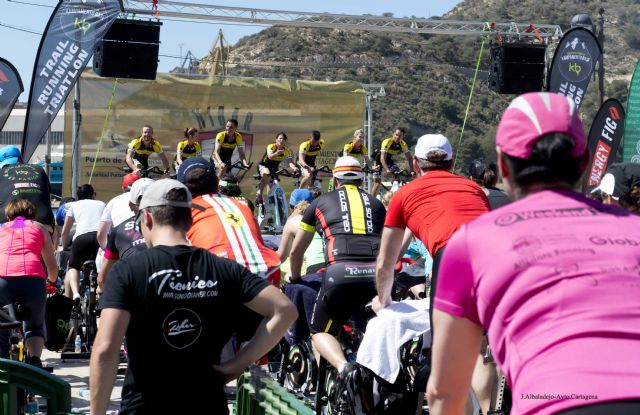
xmin=68 ymin=232 xmax=100 ymax=270
xmin=0 ymin=276 xmax=47 ymax=353
xmin=310 ymin=262 xmax=376 ymax=335
xmin=372 ymin=163 xmax=397 ymax=180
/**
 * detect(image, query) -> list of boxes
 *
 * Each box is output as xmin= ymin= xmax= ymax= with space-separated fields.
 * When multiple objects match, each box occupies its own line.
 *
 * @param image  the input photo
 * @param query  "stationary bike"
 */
xmin=254 ymin=168 xmax=299 ymax=232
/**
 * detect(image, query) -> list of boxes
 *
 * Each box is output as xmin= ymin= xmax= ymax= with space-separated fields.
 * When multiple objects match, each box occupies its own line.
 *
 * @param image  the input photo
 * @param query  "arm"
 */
xmin=96 ymin=221 xmax=111 ymax=250
xmin=379 ymin=150 xmax=390 ymax=172
xmin=276 ymin=218 xmax=297 ymax=262
xmin=267 ymin=146 xmax=280 ymax=161
xmin=59 ymin=215 xmax=74 ymax=252
xmin=298 ymin=149 xmax=308 ymax=170
xmin=398 ymin=228 xmax=414 ymax=262
xmin=125 ymin=148 xmax=139 ymax=172
xmin=237 ymin=146 xmax=250 ymax=167
xmin=288 ymin=228 xmax=314 ymax=281
xmin=39 ymin=225 xmax=58 ymax=283
xmin=427 ymin=310 xmax=483 ymax=415
xmin=363 ymin=154 xmax=373 ymax=169
xmin=212 ymin=142 xmax=224 ymax=166
xmin=176 ymin=148 xmax=184 ymax=165
xmin=98 ymin=258 xmax=116 ymax=292
xmin=213 ymin=285 xmax=297 ymax=382
xmin=90 ymin=308 xmax=130 ymax=415
xmin=372 ymin=226 xmax=405 ymax=312
xmin=159 ymin=151 xmax=170 ymax=172
xmin=404 ymin=151 xmax=414 ymax=172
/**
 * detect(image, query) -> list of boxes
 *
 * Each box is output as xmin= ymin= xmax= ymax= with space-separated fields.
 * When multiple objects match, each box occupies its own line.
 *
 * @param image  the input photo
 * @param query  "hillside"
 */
xmin=197 ymin=0 xmax=640 ymax=169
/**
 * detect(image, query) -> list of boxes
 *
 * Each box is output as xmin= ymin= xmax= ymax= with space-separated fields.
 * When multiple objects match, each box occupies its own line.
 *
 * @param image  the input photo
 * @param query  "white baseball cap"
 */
xmin=414 ymin=134 xmax=453 ymax=161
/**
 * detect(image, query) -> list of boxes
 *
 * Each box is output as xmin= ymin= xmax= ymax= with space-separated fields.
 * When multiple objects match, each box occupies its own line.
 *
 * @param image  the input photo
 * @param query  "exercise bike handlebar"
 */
xmin=121 ymin=165 xmax=167 ymax=177
xmin=0 ymin=304 xmax=24 ymax=329
xmin=228 ymin=160 xmax=253 ymax=171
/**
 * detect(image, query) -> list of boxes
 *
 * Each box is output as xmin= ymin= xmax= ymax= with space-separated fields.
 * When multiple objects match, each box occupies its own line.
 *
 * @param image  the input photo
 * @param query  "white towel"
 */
xmin=356 ymin=299 xmax=430 ymax=383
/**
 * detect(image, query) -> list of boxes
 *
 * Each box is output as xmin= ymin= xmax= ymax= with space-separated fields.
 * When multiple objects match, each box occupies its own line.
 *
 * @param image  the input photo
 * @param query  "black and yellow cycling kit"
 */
xmin=299 ymin=185 xmax=386 ymax=336
xmin=259 ymin=143 xmax=292 ymax=171
xmin=343 ymin=142 xmax=369 ymax=161
xmin=299 ymin=139 xmax=325 ymax=167
xmin=299 ymin=184 xmax=386 ymax=265
xmin=374 ymin=137 xmax=409 ymax=166
xmin=127 ymin=137 xmax=163 ymax=169
xmin=213 ymin=131 xmax=243 ymax=164
xmin=176 ymin=140 xmax=201 ymax=160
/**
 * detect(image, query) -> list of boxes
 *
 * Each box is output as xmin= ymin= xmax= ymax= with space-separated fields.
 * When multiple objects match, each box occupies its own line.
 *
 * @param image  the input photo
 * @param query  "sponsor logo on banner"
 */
xmin=585 ymin=99 xmax=625 ymax=190
xmin=548 ymin=27 xmax=601 ymax=110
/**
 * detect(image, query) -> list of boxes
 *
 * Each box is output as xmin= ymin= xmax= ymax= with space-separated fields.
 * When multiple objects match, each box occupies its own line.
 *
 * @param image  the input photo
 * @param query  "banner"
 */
xmin=584 ymin=98 xmax=625 ymax=192
xmin=63 ymin=72 xmax=366 ymax=201
xmin=547 ymin=27 xmax=602 ymax=110
xmin=22 ymin=0 xmax=122 ymax=162
xmin=0 ymin=57 xmax=23 ymax=131
xmin=623 ymin=59 xmax=640 ymax=163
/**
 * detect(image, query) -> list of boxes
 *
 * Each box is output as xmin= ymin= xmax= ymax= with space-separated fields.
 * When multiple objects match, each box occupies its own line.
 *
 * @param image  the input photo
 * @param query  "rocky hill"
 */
xmin=196 ymin=0 xmax=640 ymax=169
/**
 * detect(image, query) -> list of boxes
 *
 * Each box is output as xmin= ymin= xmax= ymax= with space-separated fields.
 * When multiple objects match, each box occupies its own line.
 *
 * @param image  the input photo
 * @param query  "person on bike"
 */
xmin=0 ymin=199 xmax=58 ymax=367
xmin=90 ymin=179 xmax=297 ymax=415
xmin=177 ymin=157 xmax=282 ymax=286
xmin=0 ymin=146 xmax=56 ymax=240
xmin=210 ymin=119 xmax=251 ymax=178
xmin=343 ymin=129 xmax=373 ymax=170
xmin=256 ymin=132 xmax=298 ymax=204
xmin=468 ymin=158 xmax=510 ymax=209
xmin=370 ymin=127 xmax=414 ymax=197
xmin=98 ymin=178 xmax=154 ymax=292
xmin=174 ymin=127 xmax=201 ymax=170
xmin=96 ymin=173 xmax=141 ymax=249
xmin=428 ymin=92 xmax=640 ymax=415
xmin=59 ymin=184 xmax=105 ymax=304
xmin=288 ymin=156 xmax=386 ymax=384
xmin=591 ymin=162 xmax=640 ymax=214
xmin=298 ymin=130 xmax=326 ymax=189
xmin=125 ymin=125 xmax=171 ymax=174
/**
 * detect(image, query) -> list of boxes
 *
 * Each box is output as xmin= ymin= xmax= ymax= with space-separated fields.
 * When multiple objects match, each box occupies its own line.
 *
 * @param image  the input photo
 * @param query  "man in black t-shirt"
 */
xmin=98 ymin=178 xmax=153 ymax=292
xmin=90 ymin=179 xmax=296 ymax=415
xmin=0 ymin=146 xmax=54 ymax=233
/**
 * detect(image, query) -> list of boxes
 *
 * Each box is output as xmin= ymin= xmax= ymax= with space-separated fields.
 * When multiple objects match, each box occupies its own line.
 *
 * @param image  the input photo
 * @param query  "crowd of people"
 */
xmin=0 ymin=90 xmax=639 ymax=415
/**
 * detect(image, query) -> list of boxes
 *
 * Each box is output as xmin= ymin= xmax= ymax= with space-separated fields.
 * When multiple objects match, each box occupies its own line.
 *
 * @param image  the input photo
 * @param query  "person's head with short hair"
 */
xmin=218 ymin=174 xmax=241 ymax=197
xmin=141 ymin=125 xmax=154 ymax=142
xmin=289 ymin=188 xmax=313 ymax=210
xmin=413 ymin=134 xmax=454 ymax=173
xmin=136 ymin=179 xmax=204 ymax=241
xmin=122 ymin=173 xmax=141 ymax=192
xmin=128 ymin=178 xmax=155 ymax=213
xmin=77 ymin=184 xmax=96 ymax=200
xmin=468 ymin=158 xmax=498 ymax=188
xmin=5 ymin=199 xmax=37 ymax=221
xmin=184 ymin=127 xmax=199 ymax=142
xmin=591 ymin=163 xmax=640 ymax=214
xmin=311 ymin=130 xmax=321 ymax=142
xmin=275 ymin=132 xmax=288 ymax=147
xmin=392 ymin=128 xmax=406 ymax=143
xmin=176 ymin=157 xmax=219 ymax=197
xmin=353 ymin=129 xmax=365 ymax=144
xmin=225 ymin=119 xmax=238 ymax=135
xmin=0 ymin=146 xmax=22 ymax=169
xmin=333 ymin=156 xmax=364 ymax=188
xmin=495 ymin=92 xmax=588 ymax=200
xmin=309 ymin=186 xmax=322 ymax=200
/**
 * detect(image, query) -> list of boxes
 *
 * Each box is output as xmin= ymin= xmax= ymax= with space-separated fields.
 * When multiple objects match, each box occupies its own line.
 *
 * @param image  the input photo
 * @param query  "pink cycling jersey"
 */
xmin=435 ymin=189 xmax=640 ymax=415
xmin=0 ymin=217 xmax=46 ymax=278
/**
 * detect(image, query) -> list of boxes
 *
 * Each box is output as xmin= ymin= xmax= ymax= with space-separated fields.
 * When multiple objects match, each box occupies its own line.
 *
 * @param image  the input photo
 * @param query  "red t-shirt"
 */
xmin=187 ymin=194 xmax=281 ymax=286
xmin=384 ymin=170 xmax=490 ymax=256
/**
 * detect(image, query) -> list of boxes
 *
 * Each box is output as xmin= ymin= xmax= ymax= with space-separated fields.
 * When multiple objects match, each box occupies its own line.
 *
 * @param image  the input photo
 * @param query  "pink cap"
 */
xmin=496 ymin=92 xmax=587 ymax=159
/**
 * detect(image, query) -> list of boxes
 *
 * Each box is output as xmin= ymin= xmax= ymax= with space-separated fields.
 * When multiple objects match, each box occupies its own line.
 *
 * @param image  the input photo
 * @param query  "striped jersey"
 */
xmin=299 ymin=185 xmax=386 ymax=265
xmin=187 ymin=194 xmax=281 ymax=285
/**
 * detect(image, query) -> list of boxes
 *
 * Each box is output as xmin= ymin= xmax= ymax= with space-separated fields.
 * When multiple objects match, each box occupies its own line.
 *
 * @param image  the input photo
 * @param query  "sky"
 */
xmin=0 ymin=0 xmax=460 ymax=101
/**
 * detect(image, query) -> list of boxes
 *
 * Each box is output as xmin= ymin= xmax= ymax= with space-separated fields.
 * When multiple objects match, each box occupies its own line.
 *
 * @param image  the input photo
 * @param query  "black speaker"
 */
xmin=93 ymin=19 xmax=162 ymax=80
xmin=488 ymin=44 xmax=546 ymax=94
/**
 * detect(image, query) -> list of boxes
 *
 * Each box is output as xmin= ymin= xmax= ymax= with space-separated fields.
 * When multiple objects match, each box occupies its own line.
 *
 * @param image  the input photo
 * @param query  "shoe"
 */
xmin=25 ymin=355 xmax=43 ymax=369
xmin=336 ymin=362 xmax=357 ymax=398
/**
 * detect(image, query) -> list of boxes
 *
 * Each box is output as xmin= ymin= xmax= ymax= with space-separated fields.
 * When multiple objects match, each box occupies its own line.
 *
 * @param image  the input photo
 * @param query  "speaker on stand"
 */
xmin=93 ymin=19 xmax=162 ymax=80
xmin=488 ymin=43 xmax=547 ymax=94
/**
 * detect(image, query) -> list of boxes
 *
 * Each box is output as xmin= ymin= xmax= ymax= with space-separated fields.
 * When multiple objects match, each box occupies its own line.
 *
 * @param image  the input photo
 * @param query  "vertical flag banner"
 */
xmin=547 ymin=27 xmax=602 ymax=110
xmin=623 ymin=59 xmax=640 ymax=163
xmin=584 ymin=98 xmax=625 ymax=192
xmin=21 ymin=0 xmax=122 ymax=162
xmin=0 ymin=58 xmax=24 ymax=131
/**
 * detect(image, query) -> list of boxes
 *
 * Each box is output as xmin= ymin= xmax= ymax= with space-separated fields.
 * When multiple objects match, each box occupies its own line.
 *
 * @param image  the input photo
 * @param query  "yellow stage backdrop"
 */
xmin=63 ymin=71 xmax=365 ymax=201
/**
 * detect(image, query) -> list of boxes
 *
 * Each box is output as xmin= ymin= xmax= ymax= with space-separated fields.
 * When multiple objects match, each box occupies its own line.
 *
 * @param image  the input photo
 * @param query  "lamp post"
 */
xmin=362 ymin=84 xmax=385 ymax=192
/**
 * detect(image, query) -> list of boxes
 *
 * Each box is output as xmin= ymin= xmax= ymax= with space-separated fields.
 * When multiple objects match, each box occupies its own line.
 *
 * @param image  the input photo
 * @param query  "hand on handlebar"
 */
xmin=371 ymin=295 xmax=391 ymax=314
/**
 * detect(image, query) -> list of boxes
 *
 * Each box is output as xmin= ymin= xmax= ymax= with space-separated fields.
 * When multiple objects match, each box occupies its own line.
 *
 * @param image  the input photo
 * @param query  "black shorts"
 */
xmin=310 ymin=262 xmax=376 ymax=335
xmin=68 ymin=231 xmax=100 ymax=270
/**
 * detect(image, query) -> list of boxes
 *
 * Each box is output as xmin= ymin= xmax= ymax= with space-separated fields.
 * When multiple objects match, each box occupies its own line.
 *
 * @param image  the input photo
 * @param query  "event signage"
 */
xmin=0 ymin=58 xmax=24 ymax=131
xmin=623 ymin=59 xmax=640 ymax=163
xmin=585 ymin=99 xmax=625 ymax=191
xmin=21 ymin=0 xmax=122 ymax=162
xmin=548 ymin=27 xmax=602 ymax=110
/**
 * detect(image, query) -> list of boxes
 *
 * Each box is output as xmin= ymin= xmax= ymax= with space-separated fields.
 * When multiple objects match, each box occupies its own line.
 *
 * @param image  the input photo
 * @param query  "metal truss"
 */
xmin=123 ymin=0 xmax=563 ymax=39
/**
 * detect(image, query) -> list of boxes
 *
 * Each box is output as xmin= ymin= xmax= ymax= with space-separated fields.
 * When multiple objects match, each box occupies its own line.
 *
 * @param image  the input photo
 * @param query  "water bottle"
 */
xmin=75 ymin=334 xmax=82 ymax=353
xmin=79 ymin=388 xmax=90 ymax=399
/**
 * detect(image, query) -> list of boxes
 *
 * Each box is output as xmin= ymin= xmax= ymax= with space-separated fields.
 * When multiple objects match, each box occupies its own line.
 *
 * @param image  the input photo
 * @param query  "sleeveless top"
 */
xmin=0 ymin=217 xmax=46 ymax=278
